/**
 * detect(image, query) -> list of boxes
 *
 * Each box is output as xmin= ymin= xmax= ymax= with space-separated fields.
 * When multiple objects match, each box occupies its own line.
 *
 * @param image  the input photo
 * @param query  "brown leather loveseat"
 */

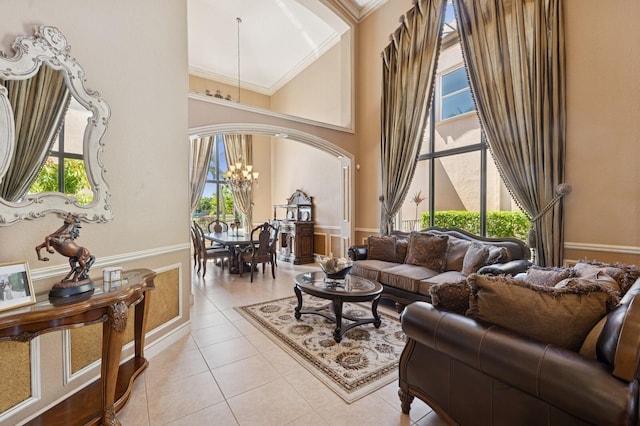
xmin=399 ymin=278 xmax=640 ymax=425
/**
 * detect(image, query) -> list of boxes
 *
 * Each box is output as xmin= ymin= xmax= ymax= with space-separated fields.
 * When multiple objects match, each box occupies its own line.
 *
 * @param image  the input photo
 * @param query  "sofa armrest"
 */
xmin=477 ymin=259 xmax=532 ymax=276
xmin=347 ymin=245 xmax=368 ymax=261
xmin=401 ymin=302 xmax=639 ymax=425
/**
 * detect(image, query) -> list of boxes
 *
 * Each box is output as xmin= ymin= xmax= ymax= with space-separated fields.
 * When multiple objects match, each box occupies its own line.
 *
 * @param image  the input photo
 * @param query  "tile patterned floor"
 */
xmin=118 ymin=261 xmax=446 ymax=426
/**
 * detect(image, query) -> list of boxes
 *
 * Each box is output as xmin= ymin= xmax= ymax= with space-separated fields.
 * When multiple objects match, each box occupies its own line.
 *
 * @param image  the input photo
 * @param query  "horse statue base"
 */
xmin=49 ymin=279 xmax=94 ymax=298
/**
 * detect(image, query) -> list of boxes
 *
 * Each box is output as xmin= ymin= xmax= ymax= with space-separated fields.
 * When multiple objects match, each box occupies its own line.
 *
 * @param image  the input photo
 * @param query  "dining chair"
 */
xmin=192 ymin=222 xmax=232 ymax=276
xmin=207 ymin=219 xmax=229 ymax=248
xmin=238 ymin=221 xmax=279 ymax=283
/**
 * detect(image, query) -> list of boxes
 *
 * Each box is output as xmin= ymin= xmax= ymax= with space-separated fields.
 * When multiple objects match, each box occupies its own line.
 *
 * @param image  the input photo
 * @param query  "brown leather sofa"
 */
xmin=398 ymin=279 xmax=640 ymax=425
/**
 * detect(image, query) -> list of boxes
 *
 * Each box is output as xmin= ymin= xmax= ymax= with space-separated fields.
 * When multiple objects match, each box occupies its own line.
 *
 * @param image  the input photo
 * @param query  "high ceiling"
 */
xmin=188 ymin=0 xmax=386 ymax=95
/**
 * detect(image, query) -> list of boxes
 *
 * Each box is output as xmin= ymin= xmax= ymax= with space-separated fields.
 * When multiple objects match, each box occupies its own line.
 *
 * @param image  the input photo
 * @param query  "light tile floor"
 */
xmin=118 ymin=260 xmax=446 ymax=426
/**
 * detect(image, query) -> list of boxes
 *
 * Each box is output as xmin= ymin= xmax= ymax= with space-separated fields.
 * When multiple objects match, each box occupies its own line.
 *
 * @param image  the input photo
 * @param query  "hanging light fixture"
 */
xmin=224 ymin=157 xmax=258 ymax=191
xmin=236 ymin=17 xmax=242 ymax=103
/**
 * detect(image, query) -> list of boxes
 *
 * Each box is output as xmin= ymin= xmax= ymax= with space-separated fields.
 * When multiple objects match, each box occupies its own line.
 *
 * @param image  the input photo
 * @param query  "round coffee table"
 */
xmin=293 ymin=271 xmax=383 ymax=343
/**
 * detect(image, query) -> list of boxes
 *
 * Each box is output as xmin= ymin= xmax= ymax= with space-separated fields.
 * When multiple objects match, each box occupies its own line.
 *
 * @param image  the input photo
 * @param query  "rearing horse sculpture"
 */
xmin=36 ymin=213 xmax=95 ymax=283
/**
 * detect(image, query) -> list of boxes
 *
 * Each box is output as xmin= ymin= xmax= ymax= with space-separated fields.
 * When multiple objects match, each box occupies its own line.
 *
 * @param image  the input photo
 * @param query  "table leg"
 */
xmin=332 ymin=299 xmax=344 ymax=342
xmin=372 ymin=295 xmax=382 ymax=328
xmin=101 ymin=301 xmax=128 ymax=426
xmin=294 ymin=285 xmax=303 ymax=319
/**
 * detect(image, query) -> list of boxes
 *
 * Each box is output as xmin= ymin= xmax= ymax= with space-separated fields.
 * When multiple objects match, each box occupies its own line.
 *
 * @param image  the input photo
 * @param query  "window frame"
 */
xmin=438 ymin=66 xmax=476 ymax=122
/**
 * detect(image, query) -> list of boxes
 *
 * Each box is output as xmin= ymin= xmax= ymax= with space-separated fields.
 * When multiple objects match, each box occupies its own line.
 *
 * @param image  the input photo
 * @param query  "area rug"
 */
xmin=235 ymin=295 xmax=405 ymax=403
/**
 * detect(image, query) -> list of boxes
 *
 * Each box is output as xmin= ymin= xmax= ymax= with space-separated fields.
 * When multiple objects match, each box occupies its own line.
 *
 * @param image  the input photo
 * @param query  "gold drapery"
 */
xmin=454 ymin=0 xmax=566 ymax=266
xmin=223 ymin=134 xmax=254 ymax=231
xmin=380 ymin=0 xmax=447 ymax=234
xmin=0 ymin=65 xmax=70 ymax=201
xmin=189 ymin=135 xmax=214 ymax=214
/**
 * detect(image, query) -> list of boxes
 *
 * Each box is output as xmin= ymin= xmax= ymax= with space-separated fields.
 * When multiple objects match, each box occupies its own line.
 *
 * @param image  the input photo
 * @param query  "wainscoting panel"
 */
xmin=67 ymin=267 xmax=180 ymax=375
xmin=314 ymin=233 xmax=327 ymax=256
xmin=0 ymin=340 xmax=32 ymax=413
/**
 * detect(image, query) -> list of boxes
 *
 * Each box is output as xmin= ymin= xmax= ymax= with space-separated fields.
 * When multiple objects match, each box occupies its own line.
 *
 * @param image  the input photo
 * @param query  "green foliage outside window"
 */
xmin=29 ymin=158 xmax=93 ymax=205
xmin=420 ymin=210 xmax=531 ymax=241
xmin=196 ymin=185 xmax=236 ymax=220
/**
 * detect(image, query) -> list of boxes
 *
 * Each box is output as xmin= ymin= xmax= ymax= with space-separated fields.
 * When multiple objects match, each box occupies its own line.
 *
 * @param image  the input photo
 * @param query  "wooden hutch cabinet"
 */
xmin=274 ymin=190 xmax=315 ymax=265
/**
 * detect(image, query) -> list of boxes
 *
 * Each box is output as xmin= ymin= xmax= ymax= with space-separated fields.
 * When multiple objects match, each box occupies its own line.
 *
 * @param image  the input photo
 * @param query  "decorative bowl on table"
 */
xmin=316 ymin=256 xmax=354 ymax=280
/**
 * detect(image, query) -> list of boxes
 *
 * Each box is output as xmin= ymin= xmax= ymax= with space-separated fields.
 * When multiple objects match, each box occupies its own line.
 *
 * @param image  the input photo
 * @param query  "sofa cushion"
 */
xmin=380 ymin=263 xmax=438 ymax=293
xmin=367 ymin=235 xmax=397 ymax=262
xmin=350 ymin=259 xmax=398 ymax=282
xmin=418 ymin=271 xmax=466 ymax=296
xmin=429 ymin=280 xmax=470 ymax=315
xmin=405 ymin=232 xmax=449 ymax=272
xmin=445 ymin=236 xmax=470 ymax=272
xmin=578 ymin=316 xmax=608 ymax=359
xmin=467 ymin=274 xmax=619 ymax=351
xmin=461 ymin=242 xmax=490 ymax=276
xmin=526 ymin=266 xmax=575 ymax=287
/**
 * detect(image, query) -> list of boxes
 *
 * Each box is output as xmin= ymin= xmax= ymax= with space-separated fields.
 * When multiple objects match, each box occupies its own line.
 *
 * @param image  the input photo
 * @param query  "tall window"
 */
xmin=399 ymin=1 xmax=529 ymax=241
xmin=195 ymin=135 xmax=236 ymax=222
xmin=29 ymin=97 xmax=93 ymax=204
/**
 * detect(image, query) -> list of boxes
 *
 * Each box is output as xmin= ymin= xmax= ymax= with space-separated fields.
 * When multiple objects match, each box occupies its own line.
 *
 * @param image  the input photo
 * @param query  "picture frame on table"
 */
xmin=0 ymin=261 xmax=36 ymax=313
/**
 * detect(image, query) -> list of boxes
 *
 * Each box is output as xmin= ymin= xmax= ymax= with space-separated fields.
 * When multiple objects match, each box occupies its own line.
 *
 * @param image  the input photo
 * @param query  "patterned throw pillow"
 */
xmin=461 ymin=242 xmax=490 ymax=276
xmin=367 ymin=235 xmax=397 ymax=262
xmin=405 ymin=232 xmax=449 ymax=272
xmin=395 ymin=238 xmax=409 ymax=263
xmin=429 ymin=281 xmax=471 ymax=315
xmin=574 ymin=260 xmax=640 ymax=294
xmin=467 ymin=274 xmax=619 ymax=351
xmin=526 ymin=266 xmax=575 ymax=287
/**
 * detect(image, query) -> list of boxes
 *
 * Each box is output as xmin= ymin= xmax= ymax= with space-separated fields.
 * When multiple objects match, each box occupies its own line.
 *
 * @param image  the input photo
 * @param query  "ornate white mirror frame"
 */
xmin=0 ymin=25 xmax=111 ymax=225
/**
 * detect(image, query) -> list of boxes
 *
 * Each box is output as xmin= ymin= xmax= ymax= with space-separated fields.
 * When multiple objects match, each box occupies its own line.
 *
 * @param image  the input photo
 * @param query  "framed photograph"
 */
xmin=0 ymin=261 xmax=36 ymax=313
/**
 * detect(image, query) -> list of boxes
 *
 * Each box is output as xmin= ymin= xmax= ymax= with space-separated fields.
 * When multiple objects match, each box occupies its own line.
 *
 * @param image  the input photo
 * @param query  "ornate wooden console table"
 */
xmin=0 ymin=268 xmax=156 ymax=426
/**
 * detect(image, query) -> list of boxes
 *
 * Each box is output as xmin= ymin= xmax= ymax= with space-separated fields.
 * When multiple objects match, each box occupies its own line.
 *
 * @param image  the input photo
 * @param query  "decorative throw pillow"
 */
xmin=445 ymin=236 xmax=471 ymax=272
xmin=367 ymin=235 xmax=397 ymax=263
xmin=555 ymin=274 xmax=621 ymax=294
xmin=526 ymin=266 xmax=575 ymax=287
xmin=429 ymin=281 xmax=471 ymax=315
xmin=461 ymin=242 xmax=490 ymax=276
xmin=466 ymin=274 xmax=619 ymax=351
xmin=395 ymin=238 xmax=409 ymax=263
xmin=486 ymin=245 xmax=512 ymax=265
xmin=574 ymin=260 xmax=640 ymax=294
xmin=405 ymin=232 xmax=449 ymax=272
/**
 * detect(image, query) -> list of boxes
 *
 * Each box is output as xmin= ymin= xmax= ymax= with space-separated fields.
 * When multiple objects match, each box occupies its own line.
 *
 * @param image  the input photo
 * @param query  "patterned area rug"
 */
xmin=235 ymin=295 xmax=405 ymax=403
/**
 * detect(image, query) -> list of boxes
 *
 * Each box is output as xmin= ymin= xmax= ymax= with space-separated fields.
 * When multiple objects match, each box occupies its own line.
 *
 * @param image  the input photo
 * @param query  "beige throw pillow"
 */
xmin=405 ymin=232 xmax=449 ymax=272
xmin=467 ymin=274 xmax=618 ymax=351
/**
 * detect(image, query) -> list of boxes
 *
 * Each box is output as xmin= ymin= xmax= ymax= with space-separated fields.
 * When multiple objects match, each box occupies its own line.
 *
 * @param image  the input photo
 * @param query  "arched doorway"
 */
xmin=189 ymin=123 xmax=354 ymax=255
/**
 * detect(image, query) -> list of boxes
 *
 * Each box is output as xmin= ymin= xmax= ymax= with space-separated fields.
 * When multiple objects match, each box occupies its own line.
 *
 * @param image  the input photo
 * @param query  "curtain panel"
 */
xmin=189 ymin=135 xmax=214 ymax=214
xmin=379 ymin=0 xmax=447 ymax=234
xmin=454 ymin=0 xmax=566 ymax=266
xmin=223 ymin=134 xmax=254 ymax=231
xmin=0 ymin=66 xmax=70 ymax=201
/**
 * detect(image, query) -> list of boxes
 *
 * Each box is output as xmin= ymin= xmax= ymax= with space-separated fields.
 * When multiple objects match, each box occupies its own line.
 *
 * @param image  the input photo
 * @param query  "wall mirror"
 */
xmin=0 ymin=25 xmax=111 ymax=225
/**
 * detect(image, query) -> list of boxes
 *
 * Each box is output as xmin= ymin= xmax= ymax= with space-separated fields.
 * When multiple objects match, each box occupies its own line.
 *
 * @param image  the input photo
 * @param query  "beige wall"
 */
xmin=0 ymin=0 xmax=190 ymax=422
xmin=563 ymin=0 xmax=640 ymax=263
xmin=272 ymin=41 xmax=347 ymax=127
xmin=356 ymin=0 xmax=640 ymax=264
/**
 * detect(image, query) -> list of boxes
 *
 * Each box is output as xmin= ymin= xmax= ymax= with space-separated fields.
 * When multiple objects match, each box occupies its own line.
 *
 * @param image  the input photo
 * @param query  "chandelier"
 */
xmin=224 ymin=158 xmax=258 ymax=191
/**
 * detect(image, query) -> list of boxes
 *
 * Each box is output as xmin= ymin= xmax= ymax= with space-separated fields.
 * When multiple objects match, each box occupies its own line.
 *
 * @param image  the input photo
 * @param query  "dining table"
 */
xmin=204 ymin=231 xmax=255 ymax=274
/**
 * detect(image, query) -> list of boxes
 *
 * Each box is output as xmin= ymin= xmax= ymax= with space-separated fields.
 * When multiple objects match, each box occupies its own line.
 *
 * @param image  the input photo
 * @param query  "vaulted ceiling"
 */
xmin=188 ymin=0 xmax=386 ymax=95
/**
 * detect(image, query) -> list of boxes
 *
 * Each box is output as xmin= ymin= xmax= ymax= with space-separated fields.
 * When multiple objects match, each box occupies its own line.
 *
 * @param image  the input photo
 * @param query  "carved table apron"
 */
xmin=0 ymin=268 xmax=156 ymax=426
